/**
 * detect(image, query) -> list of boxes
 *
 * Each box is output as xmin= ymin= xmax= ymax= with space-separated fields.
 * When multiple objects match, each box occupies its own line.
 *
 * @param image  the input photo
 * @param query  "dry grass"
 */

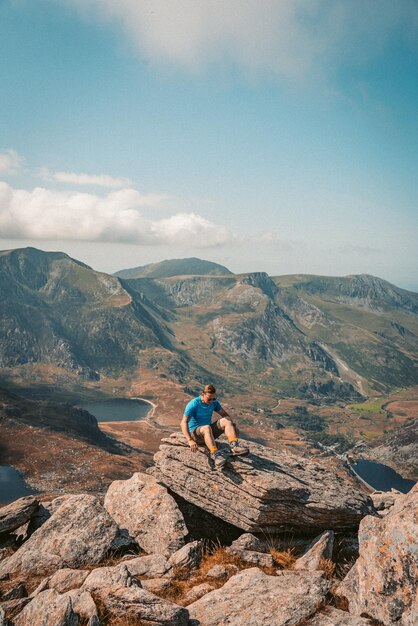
xmin=156 ymin=540 xmax=300 ymax=607
xmin=270 ymin=548 xmax=296 ymax=570
xmin=318 ymin=558 xmax=336 ymax=579
xmin=158 ymin=543 xmax=243 ymax=605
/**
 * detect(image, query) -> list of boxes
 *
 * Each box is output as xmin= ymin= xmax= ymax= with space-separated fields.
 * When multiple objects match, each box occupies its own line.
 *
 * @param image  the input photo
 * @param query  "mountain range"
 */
xmin=1 ymin=247 xmax=417 ymax=400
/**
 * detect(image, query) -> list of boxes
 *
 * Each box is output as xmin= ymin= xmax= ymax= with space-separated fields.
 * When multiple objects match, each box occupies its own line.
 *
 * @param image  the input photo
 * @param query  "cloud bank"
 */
xmin=0 ymin=181 xmax=232 ymax=246
xmin=0 ymin=150 xmax=22 ymax=174
xmin=69 ymin=0 xmax=418 ymax=81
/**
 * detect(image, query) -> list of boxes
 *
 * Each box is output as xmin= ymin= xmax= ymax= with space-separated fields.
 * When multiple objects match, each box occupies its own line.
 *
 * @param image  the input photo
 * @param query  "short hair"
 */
xmin=203 ymin=384 xmax=216 ymax=395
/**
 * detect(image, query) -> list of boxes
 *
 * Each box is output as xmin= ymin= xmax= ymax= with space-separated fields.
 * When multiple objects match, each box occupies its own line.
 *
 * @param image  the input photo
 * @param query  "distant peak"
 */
xmin=115 ymin=257 xmax=233 ymax=279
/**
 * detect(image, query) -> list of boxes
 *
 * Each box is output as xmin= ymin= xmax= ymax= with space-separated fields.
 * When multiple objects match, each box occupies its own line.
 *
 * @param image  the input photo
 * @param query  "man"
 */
xmin=181 ymin=384 xmax=249 ymax=469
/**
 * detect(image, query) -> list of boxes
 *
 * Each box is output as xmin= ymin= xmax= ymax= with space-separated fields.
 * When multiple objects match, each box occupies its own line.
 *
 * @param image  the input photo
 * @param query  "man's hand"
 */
xmin=189 ymin=440 xmax=198 ymax=452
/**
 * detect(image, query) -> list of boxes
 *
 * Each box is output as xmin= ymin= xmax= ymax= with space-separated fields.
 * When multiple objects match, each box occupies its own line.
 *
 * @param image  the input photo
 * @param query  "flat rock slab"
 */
xmin=150 ymin=433 xmax=374 ymax=533
xmin=0 ymin=494 xmax=119 ymax=578
xmin=337 ymin=483 xmax=418 ymax=626
xmin=0 ymin=496 xmax=39 ymax=534
xmin=97 ymin=584 xmax=189 ymax=625
xmin=105 ymin=472 xmax=188 ymax=557
xmin=188 ymin=567 xmax=330 ymax=626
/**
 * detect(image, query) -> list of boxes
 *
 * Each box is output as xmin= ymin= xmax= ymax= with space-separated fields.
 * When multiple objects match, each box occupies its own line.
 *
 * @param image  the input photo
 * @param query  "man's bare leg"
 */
xmin=200 ymin=424 xmax=217 ymax=450
xmin=199 ymin=425 xmax=226 ymax=468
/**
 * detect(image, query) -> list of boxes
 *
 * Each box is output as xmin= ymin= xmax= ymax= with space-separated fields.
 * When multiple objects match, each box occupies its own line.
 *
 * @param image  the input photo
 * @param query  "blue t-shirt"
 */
xmin=184 ymin=396 xmax=223 ymax=432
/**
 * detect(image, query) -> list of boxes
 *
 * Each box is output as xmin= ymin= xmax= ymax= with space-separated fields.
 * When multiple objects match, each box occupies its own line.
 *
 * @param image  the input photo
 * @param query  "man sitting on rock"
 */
xmin=181 ymin=384 xmax=248 ymax=469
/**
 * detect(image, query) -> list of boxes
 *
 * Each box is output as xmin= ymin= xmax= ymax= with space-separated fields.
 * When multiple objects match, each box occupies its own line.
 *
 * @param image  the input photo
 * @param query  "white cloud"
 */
xmin=0 ymin=150 xmax=22 ymax=174
xmin=0 ymin=181 xmax=232 ymax=246
xmin=68 ymin=0 xmax=418 ymax=81
xmin=41 ymin=168 xmax=133 ymax=188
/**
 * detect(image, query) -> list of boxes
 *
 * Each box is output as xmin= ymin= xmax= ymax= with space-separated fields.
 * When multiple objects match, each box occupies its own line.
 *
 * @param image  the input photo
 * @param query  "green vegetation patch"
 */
xmin=349 ymin=402 xmax=382 ymax=414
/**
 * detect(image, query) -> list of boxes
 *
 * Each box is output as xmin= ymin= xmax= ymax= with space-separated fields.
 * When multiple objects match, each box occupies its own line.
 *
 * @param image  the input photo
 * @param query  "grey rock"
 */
xmin=82 ymin=563 xmax=140 ymax=593
xmin=227 ymin=532 xmax=267 ymax=554
xmin=183 ymin=582 xmax=216 ymax=605
xmin=150 ymin=433 xmax=374 ymax=533
xmin=206 ymin=564 xmax=230 ymax=579
xmin=294 ymin=530 xmax=335 ymax=571
xmin=0 ymin=494 xmax=119 ymax=578
xmin=109 ymin=527 xmax=138 ymax=553
xmin=13 ymin=589 xmax=78 ymax=626
xmin=64 ymin=589 xmax=99 ymax=624
xmin=308 ymin=607 xmax=373 ymax=625
xmin=237 ymin=550 xmax=274 ymax=568
xmin=97 ymin=584 xmax=189 ymax=625
xmin=337 ymin=483 xmax=418 ymax=625
xmin=104 ymin=472 xmax=188 ymax=557
xmin=141 ymin=577 xmax=171 ymax=595
xmin=32 ymin=568 xmax=90 ymax=596
xmin=0 ymin=496 xmax=39 ymax=534
xmin=167 ymin=540 xmax=204 ymax=570
xmin=0 ymin=606 xmax=5 ymax=626
xmin=370 ymin=490 xmax=399 ymax=511
xmin=122 ymin=553 xmax=171 ymax=578
xmin=188 ymin=567 xmax=331 ymax=626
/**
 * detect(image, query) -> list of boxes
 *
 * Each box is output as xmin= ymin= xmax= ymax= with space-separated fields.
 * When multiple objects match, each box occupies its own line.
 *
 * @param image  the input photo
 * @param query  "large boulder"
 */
xmin=188 ymin=567 xmax=330 ymax=626
xmin=0 ymin=495 xmax=119 ymax=578
xmin=337 ymin=483 xmax=417 ymax=625
xmin=0 ymin=496 xmax=39 ymax=534
xmin=104 ymin=472 xmax=188 ymax=557
xmin=149 ymin=433 xmax=374 ymax=533
xmin=13 ymin=589 xmax=78 ymax=626
xmin=97 ymin=584 xmax=189 ymax=625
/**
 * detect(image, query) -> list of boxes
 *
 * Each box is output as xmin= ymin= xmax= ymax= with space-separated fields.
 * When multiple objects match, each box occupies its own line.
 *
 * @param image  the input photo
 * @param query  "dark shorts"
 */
xmin=190 ymin=420 xmax=237 ymax=444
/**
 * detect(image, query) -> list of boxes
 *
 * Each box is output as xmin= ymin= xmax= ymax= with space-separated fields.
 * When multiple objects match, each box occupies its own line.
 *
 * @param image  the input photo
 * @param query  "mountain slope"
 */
xmin=0 ymin=247 xmax=173 ymax=376
xmin=1 ymin=248 xmax=417 ymax=396
xmin=115 ymin=257 xmax=233 ymax=279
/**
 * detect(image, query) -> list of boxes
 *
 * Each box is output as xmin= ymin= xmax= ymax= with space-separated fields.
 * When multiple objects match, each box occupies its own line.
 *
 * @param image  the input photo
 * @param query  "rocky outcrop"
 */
xmin=0 ymin=496 xmax=39 ymax=534
xmin=212 ymin=300 xmax=304 ymax=362
xmin=150 ymin=433 xmax=374 ymax=533
xmin=96 ymin=585 xmax=189 ymax=625
xmin=188 ymin=567 xmax=331 ymax=626
xmin=337 ymin=483 xmax=417 ymax=625
xmin=104 ymin=472 xmax=188 ymax=557
xmin=0 ymin=495 xmax=119 ymax=578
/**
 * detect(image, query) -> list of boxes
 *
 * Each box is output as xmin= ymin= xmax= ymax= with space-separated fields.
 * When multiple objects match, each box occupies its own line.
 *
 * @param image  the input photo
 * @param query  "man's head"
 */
xmin=201 ymin=383 xmax=216 ymax=404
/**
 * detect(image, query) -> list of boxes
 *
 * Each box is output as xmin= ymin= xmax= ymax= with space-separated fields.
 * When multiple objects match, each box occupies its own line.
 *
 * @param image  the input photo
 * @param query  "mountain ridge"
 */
xmin=1 ymin=247 xmax=417 ymax=396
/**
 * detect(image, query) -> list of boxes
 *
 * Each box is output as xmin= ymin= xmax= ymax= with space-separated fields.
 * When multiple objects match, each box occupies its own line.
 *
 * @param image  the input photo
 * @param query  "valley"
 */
xmin=0 ymin=247 xmax=417 ymax=499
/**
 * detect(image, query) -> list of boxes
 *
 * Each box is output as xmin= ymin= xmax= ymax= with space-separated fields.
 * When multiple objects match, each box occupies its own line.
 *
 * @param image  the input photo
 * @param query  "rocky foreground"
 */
xmin=0 ymin=434 xmax=416 ymax=625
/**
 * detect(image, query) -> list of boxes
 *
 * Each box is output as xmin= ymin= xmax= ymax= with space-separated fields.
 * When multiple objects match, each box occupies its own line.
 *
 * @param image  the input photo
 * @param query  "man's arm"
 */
xmin=181 ymin=414 xmax=198 ymax=452
xmin=217 ymin=408 xmax=232 ymax=420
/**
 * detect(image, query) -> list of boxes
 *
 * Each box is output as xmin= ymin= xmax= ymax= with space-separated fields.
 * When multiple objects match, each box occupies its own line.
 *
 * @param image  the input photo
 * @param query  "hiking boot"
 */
xmin=211 ymin=450 xmax=227 ymax=469
xmin=229 ymin=441 xmax=249 ymax=456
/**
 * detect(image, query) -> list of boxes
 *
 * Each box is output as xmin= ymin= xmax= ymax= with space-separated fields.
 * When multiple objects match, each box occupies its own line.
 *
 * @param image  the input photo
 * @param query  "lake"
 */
xmin=78 ymin=398 xmax=152 ymax=422
xmin=351 ymin=459 xmax=416 ymax=493
xmin=0 ymin=465 xmax=36 ymax=505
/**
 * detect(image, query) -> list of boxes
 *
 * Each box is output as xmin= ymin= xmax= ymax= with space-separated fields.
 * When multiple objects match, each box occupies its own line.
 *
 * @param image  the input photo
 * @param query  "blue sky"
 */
xmin=0 ymin=0 xmax=417 ymax=289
